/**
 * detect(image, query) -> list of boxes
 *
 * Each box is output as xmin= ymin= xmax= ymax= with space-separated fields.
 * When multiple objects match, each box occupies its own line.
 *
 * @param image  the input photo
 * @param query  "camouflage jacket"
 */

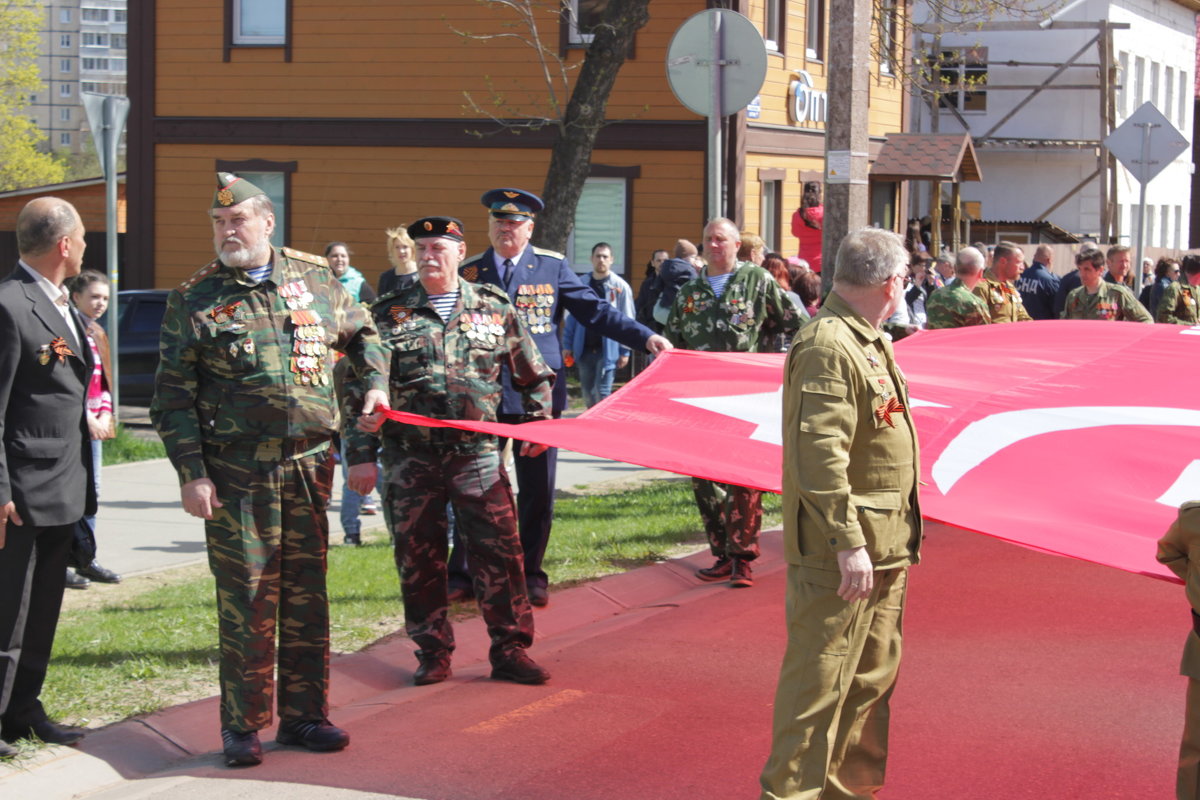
xmin=971 ymin=270 xmax=1033 ymax=323
xmin=925 ymin=281 xmax=992 ymax=329
xmin=664 ymin=262 xmax=801 ymax=352
xmin=1062 ymin=282 xmax=1152 ymax=322
xmin=1156 ymin=280 xmax=1200 ymax=325
xmin=345 ymin=279 xmax=554 ymax=458
xmin=150 ymin=246 xmax=388 ymax=484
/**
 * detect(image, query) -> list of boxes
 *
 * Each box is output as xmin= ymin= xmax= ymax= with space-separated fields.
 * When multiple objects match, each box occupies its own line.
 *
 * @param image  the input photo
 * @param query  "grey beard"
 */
xmin=217 ymin=241 xmax=271 ymax=269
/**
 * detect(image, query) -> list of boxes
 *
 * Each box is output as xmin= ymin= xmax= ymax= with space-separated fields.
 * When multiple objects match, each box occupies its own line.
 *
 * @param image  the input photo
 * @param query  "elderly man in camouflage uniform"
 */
xmin=151 ymin=174 xmax=389 ymax=767
xmin=925 ymin=246 xmax=992 ymax=329
xmin=665 ymin=217 xmax=801 ymax=589
xmin=971 ymin=241 xmax=1033 ymax=323
xmin=350 ymin=216 xmax=555 ymax=687
xmin=1157 ymin=255 xmax=1200 ymax=325
xmin=1062 ymin=248 xmax=1152 ymax=322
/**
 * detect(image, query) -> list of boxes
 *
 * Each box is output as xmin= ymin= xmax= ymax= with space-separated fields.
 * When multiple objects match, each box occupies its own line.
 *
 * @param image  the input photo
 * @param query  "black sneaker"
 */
xmin=77 ymin=561 xmax=121 ymax=583
xmin=491 ymin=649 xmax=550 ymax=685
xmin=695 ymin=557 xmax=732 ymax=582
xmin=276 ymin=718 xmax=349 ymax=752
xmin=221 ymin=728 xmax=262 ymax=767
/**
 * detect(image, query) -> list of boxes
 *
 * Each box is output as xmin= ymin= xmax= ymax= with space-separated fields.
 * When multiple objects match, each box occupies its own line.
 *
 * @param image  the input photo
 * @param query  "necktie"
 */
xmin=502 ymin=258 xmax=514 ymax=288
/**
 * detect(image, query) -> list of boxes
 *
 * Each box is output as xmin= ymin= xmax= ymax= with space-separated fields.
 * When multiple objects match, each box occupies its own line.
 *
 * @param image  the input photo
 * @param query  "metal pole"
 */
xmin=103 ymin=97 xmax=121 ymax=412
xmin=707 ymin=12 xmax=723 ymax=221
xmin=1133 ymin=120 xmax=1153 ymax=297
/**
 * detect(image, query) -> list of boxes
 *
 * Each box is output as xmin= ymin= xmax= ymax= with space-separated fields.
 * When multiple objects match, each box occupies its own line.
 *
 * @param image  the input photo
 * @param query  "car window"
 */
xmin=128 ymin=299 xmax=167 ymax=334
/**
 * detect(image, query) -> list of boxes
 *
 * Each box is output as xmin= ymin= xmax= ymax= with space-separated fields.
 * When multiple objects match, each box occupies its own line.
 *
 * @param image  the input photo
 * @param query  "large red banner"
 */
xmin=381 ymin=320 xmax=1200 ymax=581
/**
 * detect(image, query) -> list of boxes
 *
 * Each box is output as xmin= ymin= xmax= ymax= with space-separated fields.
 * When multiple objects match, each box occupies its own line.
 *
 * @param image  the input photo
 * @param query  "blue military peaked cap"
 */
xmin=481 ymin=188 xmax=544 ymax=220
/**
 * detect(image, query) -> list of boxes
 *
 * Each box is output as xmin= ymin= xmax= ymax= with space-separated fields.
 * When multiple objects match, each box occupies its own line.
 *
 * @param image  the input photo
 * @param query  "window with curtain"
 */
xmin=234 ymin=0 xmax=286 ymax=45
xmin=568 ymin=178 xmax=628 ymax=277
xmin=238 ymin=172 xmax=287 ymax=248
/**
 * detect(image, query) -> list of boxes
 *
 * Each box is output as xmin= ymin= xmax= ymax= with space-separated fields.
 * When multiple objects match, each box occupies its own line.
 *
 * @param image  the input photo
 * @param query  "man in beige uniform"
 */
xmin=1156 ymin=501 xmax=1200 ymax=800
xmin=761 ymin=227 xmax=922 ymax=800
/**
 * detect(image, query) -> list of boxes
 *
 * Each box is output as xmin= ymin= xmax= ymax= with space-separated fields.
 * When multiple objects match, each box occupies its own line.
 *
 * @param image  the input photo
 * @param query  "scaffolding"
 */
xmin=915 ymin=19 xmax=1132 ymax=242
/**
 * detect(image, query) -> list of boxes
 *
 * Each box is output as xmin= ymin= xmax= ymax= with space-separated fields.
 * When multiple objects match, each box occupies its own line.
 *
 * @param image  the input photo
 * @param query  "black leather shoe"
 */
xmin=77 ymin=561 xmax=121 ymax=584
xmin=528 ymin=585 xmax=549 ymax=607
xmin=65 ymin=569 xmax=90 ymax=589
xmin=0 ymin=738 xmax=18 ymax=758
xmin=10 ymin=719 xmax=86 ymax=746
xmin=276 ymin=718 xmax=349 ymax=752
xmin=695 ymin=557 xmax=732 ymax=582
xmin=730 ymin=558 xmax=754 ymax=588
xmin=221 ymin=728 xmax=262 ymax=767
xmin=414 ymin=651 xmax=452 ymax=685
xmin=491 ymin=649 xmax=550 ymax=685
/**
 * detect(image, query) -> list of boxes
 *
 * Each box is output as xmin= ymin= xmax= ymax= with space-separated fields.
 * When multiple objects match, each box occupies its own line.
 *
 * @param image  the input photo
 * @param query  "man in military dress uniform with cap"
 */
xmin=446 ymin=188 xmax=671 ymax=607
xmin=925 ymin=246 xmax=992 ymax=329
xmin=1157 ymin=255 xmax=1200 ymax=325
xmin=151 ymin=173 xmax=389 ymax=767
xmin=665 ymin=218 xmax=801 ymax=590
xmin=761 ymin=227 xmax=921 ymax=800
xmin=349 ymin=216 xmax=555 ymax=686
xmin=971 ymin=241 xmax=1033 ymax=323
xmin=1061 ymin=248 xmax=1152 ymax=322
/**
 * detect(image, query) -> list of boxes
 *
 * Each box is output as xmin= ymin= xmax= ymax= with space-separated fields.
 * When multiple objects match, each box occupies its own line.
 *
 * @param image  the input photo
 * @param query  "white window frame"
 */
xmin=60 ymin=34 xmax=72 ymax=48
xmin=59 ymin=8 xmax=71 ymax=23
xmin=806 ymin=0 xmax=825 ymax=60
xmin=566 ymin=0 xmax=605 ymax=46
xmin=760 ymin=180 xmax=781 ymax=253
xmin=233 ymin=0 xmax=287 ymax=45
xmin=59 ymin=107 xmax=71 ymax=122
xmin=60 ymin=58 xmax=72 ymax=73
xmin=764 ymin=0 xmax=782 ymax=53
xmin=59 ymin=83 xmax=72 ymax=97
xmin=59 ymin=132 xmax=71 ymax=147
xmin=877 ymin=0 xmax=899 ymax=75
xmin=238 ymin=171 xmax=287 ymax=247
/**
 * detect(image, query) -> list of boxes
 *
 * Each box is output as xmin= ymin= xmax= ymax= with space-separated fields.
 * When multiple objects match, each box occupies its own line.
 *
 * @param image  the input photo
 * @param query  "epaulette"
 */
xmin=532 ymin=246 xmax=565 ymax=259
xmin=475 ymin=282 xmax=513 ymax=305
xmin=282 ymin=247 xmax=329 ymax=268
xmin=179 ymin=260 xmax=222 ymax=293
xmin=461 ymin=252 xmax=486 ymax=266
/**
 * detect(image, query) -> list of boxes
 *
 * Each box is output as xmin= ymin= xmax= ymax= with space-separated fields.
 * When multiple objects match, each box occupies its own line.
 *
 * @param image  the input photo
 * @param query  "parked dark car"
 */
xmin=114 ymin=289 xmax=169 ymax=405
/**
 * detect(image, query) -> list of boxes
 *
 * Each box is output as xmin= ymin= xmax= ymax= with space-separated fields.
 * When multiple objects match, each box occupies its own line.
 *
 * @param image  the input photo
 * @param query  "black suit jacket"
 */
xmin=0 ymin=265 xmax=95 ymax=527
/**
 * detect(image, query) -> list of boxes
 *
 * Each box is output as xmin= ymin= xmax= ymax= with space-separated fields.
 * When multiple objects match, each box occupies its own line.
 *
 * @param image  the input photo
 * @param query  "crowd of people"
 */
xmin=3 ymin=181 xmax=1198 ymax=798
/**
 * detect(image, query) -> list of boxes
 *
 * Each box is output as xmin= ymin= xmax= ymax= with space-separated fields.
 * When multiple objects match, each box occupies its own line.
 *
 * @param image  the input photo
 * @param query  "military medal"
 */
xmin=866 ymin=353 xmax=880 ymax=367
xmin=37 ymin=344 xmax=51 ymax=365
xmin=874 ymin=397 xmax=906 ymax=428
xmin=278 ymin=281 xmax=313 ymax=310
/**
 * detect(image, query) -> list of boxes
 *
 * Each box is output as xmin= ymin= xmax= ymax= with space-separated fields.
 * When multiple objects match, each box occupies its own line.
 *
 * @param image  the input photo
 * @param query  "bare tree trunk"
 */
xmin=534 ymin=0 xmax=651 ymax=254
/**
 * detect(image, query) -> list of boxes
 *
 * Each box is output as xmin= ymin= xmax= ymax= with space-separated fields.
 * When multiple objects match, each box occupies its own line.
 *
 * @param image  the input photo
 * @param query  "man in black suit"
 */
xmin=0 ymin=197 xmax=95 ymax=756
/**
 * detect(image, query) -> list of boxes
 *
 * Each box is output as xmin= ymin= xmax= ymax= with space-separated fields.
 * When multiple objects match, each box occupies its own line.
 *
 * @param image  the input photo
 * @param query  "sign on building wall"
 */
xmin=788 ymin=70 xmax=828 ymax=126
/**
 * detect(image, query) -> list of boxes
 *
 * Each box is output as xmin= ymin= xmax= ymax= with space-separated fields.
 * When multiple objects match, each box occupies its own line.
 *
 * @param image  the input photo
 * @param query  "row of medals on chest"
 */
xmin=682 ymin=291 xmax=751 ymax=325
xmin=516 ymin=284 xmax=554 ymax=334
xmin=389 ymin=305 xmax=505 ymax=346
xmin=208 ymin=281 xmax=328 ymax=386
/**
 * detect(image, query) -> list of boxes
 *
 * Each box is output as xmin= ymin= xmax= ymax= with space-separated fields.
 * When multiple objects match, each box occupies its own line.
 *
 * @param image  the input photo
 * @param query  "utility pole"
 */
xmin=822 ymin=0 xmax=873 ymax=291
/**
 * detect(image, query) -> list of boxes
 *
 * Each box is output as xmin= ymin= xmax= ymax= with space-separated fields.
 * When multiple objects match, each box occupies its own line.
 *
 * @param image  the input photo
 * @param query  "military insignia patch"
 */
xmin=37 ymin=344 xmax=51 ymax=365
xmin=463 ymin=265 xmax=479 ymax=282
xmin=503 ymin=191 xmax=520 ymax=199
xmin=446 ymin=220 xmax=463 ymax=236
xmin=217 ymin=188 xmax=235 ymax=206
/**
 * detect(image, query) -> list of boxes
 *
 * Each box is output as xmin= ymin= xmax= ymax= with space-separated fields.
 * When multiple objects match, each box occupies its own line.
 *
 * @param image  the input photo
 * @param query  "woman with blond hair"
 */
xmin=378 ymin=225 xmax=418 ymax=295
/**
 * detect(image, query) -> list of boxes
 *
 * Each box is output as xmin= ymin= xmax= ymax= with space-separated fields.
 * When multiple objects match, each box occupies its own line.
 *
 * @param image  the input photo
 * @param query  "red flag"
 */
xmin=380 ymin=320 xmax=1200 ymax=581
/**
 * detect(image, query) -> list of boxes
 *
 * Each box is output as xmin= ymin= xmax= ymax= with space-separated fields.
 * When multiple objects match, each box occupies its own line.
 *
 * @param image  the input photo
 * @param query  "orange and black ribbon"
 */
xmin=50 ymin=336 xmax=75 ymax=363
xmin=874 ymin=396 xmax=906 ymax=428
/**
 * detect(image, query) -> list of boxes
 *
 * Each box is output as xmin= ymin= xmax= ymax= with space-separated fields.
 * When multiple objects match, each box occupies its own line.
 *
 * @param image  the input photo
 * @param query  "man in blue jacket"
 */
xmin=448 ymin=188 xmax=671 ymax=606
xmin=1015 ymin=244 xmax=1060 ymax=320
xmin=563 ymin=242 xmax=636 ymax=408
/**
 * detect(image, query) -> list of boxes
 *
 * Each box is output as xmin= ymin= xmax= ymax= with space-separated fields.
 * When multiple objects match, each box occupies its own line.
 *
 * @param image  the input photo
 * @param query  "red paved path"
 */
xmin=13 ymin=522 xmax=1187 ymax=799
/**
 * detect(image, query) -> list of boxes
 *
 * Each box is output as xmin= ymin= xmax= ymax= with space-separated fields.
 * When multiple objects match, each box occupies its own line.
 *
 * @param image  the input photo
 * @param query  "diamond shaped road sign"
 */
xmin=1103 ymin=101 xmax=1190 ymax=185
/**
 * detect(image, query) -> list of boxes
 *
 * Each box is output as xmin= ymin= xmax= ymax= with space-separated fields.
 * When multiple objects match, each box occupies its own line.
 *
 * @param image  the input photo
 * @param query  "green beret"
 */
xmin=212 ymin=172 xmax=266 ymax=209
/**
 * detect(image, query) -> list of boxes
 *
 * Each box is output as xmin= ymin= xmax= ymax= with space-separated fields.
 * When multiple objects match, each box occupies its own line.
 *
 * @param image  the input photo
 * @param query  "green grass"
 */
xmin=102 ymin=425 xmax=166 ymax=465
xmin=42 ymin=479 xmax=780 ymax=728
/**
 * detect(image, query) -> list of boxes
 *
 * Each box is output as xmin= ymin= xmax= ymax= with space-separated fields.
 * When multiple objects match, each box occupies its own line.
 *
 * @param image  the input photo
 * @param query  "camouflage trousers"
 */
xmin=203 ymin=445 xmax=334 ymax=733
xmin=692 ymin=478 xmax=762 ymax=561
xmin=384 ymin=445 xmax=534 ymax=663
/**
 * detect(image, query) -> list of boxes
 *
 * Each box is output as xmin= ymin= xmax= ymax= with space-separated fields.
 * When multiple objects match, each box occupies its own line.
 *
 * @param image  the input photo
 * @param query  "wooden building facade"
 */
xmin=126 ymin=1 xmax=908 ymax=289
